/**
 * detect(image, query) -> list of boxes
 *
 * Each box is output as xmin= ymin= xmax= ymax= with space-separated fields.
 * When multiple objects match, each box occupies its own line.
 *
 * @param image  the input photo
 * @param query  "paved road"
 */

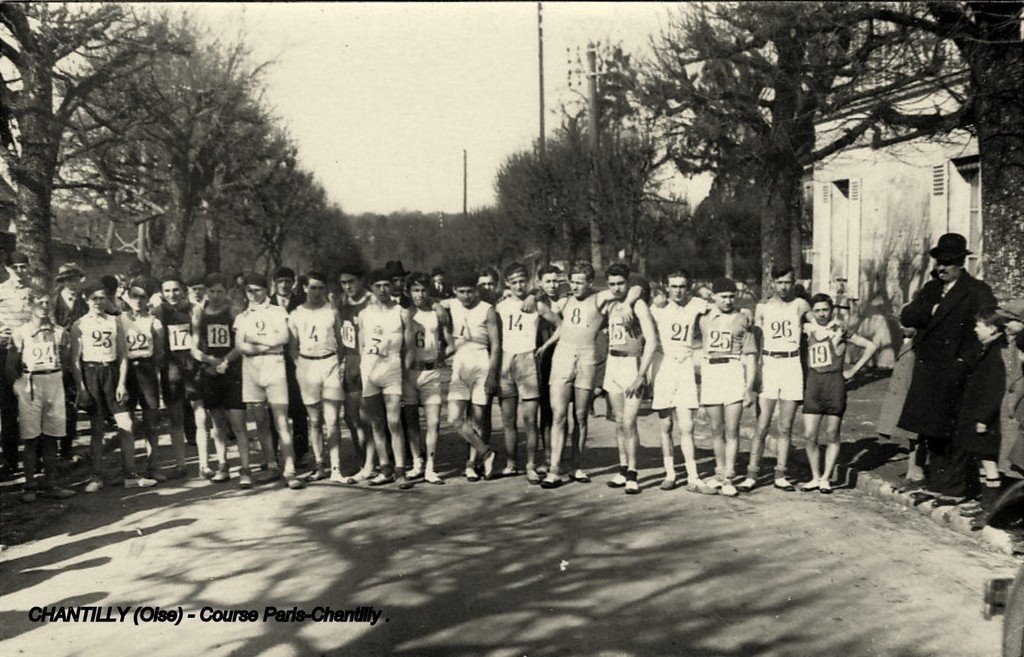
xmin=0 ymin=394 xmax=1018 ymax=657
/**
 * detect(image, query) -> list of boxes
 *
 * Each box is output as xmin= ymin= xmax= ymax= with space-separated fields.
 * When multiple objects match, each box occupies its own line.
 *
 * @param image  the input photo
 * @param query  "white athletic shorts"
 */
xmin=651 ymin=351 xmax=699 ymax=411
xmin=448 ymin=348 xmax=490 ymax=405
xmin=403 ymin=368 xmax=442 ymax=406
xmin=700 ymin=358 xmax=746 ymax=406
xmin=760 ymin=355 xmax=803 ymax=401
xmin=549 ymin=344 xmax=599 ymax=391
xmin=361 ymin=355 xmax=402 ymax=398
xmin=14 ymin=372 xmax=66 ymax=439
xmin=242 ymin=354 xmax=289 ymax=405
xmin=603 ymin=354 xmax=639 ymax=396
xmin=296 ymin=356 xmax=343 ymax=405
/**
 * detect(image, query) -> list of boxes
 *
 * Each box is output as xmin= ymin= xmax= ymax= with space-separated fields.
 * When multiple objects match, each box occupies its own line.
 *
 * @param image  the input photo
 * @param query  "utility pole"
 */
xmin=537 ymin=2 xmax=546 ymax=157
xmin=586 ymin=42 xmax=603 ymax=271
xmin=463 ymin=149 xmax=468 ymax=218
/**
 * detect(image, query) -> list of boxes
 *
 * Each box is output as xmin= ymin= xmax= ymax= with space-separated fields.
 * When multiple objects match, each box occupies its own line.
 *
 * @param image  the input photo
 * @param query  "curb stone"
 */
xmin=852 ymin=471 xmax=1014 ymax=555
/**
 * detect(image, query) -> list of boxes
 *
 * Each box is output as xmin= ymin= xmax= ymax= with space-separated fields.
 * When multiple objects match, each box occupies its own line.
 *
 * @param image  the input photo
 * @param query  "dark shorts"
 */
xmin=127 ymin=358 xmax=160 ymax=411
xmin=343 ymin=355 xmax=363 ymax=395
xmin=161 ymin=356 xmax=200 ymax=405
xmin=81 ymin=362 xmax=128 ymax=418
xmin=197 ymin=364 xmax=245 ymax=411
xmin=803 ymin=370 xmax=846 ymax=417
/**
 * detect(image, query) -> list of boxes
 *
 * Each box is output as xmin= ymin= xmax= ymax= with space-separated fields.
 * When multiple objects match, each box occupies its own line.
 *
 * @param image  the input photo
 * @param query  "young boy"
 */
xmin=7 ymin=289 xmax=76 ymax=501
xmin=801 ymin=293 xmax=877 ymax=493
xmin=70 ymin=280 xmax=158 ymax=492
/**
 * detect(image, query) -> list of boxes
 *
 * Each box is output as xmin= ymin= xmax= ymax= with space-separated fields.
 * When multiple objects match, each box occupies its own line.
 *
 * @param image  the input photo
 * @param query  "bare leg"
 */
xmin=500 ymin=396 xmax=519 ymax=471
xmin=569 ymin=387 xmax=593 ymax=475
xmin=323 ymin=400 xmax=342 ymax=472
xmin=545 ymin=382 xmax=573 ymax=482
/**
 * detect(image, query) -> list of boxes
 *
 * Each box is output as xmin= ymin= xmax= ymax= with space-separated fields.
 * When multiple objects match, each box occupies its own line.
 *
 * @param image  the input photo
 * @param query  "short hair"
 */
xmin=605 ymin=262 xmax=631 ymax=280
xmin=27 ymin=286 xmax=50 ymax=304
xmin=711 ymin=277 xmax=737 ymax=294
xmin=477 ymin=266 xmax=499 ymax=282
xmin=503 ymin=262 xmax=528 ymax=280
xmin=431 ymin=267 xmax=445 ymax=276
xmin=243 ymin=272 xmax=268 ymax=289
xmin=100 ymin=275 xmax=119 ymax=295
xmin=570 ymin=262 xmax=595 ymax=281
xmin=160 ymin=271 xmax=184 ymax=286
xmin=977 ymin=306 xmax=1012 ymax=332
xmin=450 ymin=268 xmax=479 ymax=288
xmin=771 ymin=264 xmax=795 ymax=280
xmin=537 ymin=264 xmax=563 ymax=278
xmin=83 ymin=279 xmax=107 ymax=296
xmin=664 ymin=268 xmax=692 ymax=283
xmin=204 ymin=272 xmax=226 ymax=289
xmin=337 ymin=263 xmax=365 ymax=278
xmin=273 ymin=266 xmax=296 ymax=282
xmin=407 ymin=272 xmax=432 ymax=292
xmin=305 ymin=270 xmax=327 ymax=285
xmin=128 ymin=277 xmax=151 ymax=294
xmin=809 ymin=293 xmax=834 ymax=308
xmin=185 ymin=274 xmax=206 ymax=288
xmin=367 ymin=268 xmax=392 ymax=285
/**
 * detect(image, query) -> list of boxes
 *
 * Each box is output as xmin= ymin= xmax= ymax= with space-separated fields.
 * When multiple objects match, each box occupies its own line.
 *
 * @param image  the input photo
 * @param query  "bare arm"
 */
xmin=287 ymin=314 xmax=300 ymax=362
xmin=485 ymin=307 xmax=502 ymax=393
xmin=115 ymin=318 xmax=129 ymax=397
xmin=536 ymin=300 xmax=561 ymax=328
xmin=627 ymin=301 xmax=658 ymax=398
xmin=536 ymin=324 xmax=561 ymax=356
xmin=437 ymin=307 xmax=454 ymax=362
xmin=402 ymin=307 xmax=416 ymax=371
xmin=69 ymin=323 xmax=84 ymax=389
xmin=844 ymin=333 xmax=878 ymax=380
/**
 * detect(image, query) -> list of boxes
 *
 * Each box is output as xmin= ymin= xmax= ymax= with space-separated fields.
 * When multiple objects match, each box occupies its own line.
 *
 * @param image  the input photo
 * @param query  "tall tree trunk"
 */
xmin=724 ymin=228 xmax=735 ymax=279
xmin=760 ymin=161 xmax=801 ymax=287
xmin=968 ymin=28 xmax=1024 ymax=299
xmin=9 ymin=48 xmax=57 ymax=279
xmin=155 ymin=181 xmax=193 ymax=273
xmin=203 ymin=207 xmax=221 ymax=274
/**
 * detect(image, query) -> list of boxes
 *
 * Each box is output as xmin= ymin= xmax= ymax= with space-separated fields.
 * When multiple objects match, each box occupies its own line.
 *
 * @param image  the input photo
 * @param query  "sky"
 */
xmin=185 ymin=2 xmax=693 ymax=215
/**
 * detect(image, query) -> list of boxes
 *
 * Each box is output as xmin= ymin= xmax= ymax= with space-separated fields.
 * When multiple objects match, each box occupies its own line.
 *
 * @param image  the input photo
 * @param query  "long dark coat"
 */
xmin=897 ymin=271 xmax=996 ymax=438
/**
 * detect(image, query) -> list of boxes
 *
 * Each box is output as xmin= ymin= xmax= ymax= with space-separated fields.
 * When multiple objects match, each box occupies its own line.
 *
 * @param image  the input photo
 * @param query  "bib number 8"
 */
xmin=570 ymin=307 xmax=582 ymax=324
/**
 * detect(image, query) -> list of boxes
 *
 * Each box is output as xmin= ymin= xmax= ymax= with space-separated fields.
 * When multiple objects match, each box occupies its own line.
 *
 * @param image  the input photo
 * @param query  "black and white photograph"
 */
xmin=1 ymin=2 xmax=1023 ymax=655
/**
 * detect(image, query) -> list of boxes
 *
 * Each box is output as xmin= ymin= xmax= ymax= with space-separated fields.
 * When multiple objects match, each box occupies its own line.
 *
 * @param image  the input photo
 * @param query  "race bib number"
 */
xmin=363 ymin=335 xmax=386 ymax=357
xmin=707 ymin=330 xmax=733 ymax=354
xmin=206 ymin=324 xmax=231 ymax=349
xmin=670 ymin=322 xmax=689 ymax=343
xmin=506 ymin=313 xmax=524 ymax=333
xmin=126 ymin=331 xmax=150 ymax=355
xmin=809 ymin=342 xmax=833 ymax=368
xmin=609 ymin=321 xmax=627 ymax=347
xmin=306 ymin=324 xmax=320 ymax=344
xmin=27 ymin=340 xmax=58 ymax=371
xmin=770 ymin=320 xmax=794 ymax=340
xmin=341 ymin=322 xmax=356 ymax=349
xmin=168 ymin=324 xmax=192 ymax=352
xmin=415 ymin=330 xmax=425 ymax=349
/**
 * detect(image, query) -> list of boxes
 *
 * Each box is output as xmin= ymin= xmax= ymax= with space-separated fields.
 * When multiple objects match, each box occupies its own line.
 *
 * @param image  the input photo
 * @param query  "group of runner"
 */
xmin=2 ymin=255 xmax=882 ymax=501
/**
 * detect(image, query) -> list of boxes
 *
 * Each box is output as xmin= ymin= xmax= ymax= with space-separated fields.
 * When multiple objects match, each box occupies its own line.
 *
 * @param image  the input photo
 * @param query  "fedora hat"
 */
xmin=929 ymin=233 xmax=972 ymax=260
xmin=54 ymin=262 xmax=85 ymax=281
xmin=385 ymin=260 xmax=409 ymax=278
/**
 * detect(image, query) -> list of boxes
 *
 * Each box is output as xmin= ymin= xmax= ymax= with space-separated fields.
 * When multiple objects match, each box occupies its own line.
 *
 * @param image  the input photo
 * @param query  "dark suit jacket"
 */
xmin=898 ymin=271 xmax=997 ymax=437
xmin=270 ymin=292 xmax=304 ymax=313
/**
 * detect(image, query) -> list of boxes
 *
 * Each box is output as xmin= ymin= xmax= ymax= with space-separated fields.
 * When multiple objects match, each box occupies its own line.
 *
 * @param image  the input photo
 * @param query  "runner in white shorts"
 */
xmin=536 ymin=262 xmax=640 ymax=488
xmin=234 ymin=273 xmax=303 ymax=489
xmin=357 ymin=268 xmax=416 ymax=489
xmin=402 ymin=273 xmax=450 ymax=485
xmin=740 ymin=264 xmax=811 ymax=493
xmin=648 ymin=269 xmax=716 ymax=494
xmin=288 ymin=270 xmax=344 ymax=483
xmin=444 ymin=269 xmax=500 ymax=480
xmin=496 ymin=262 xmax=561 ymax=482
xmin=9 ymin=289 xmax=76 ymax=501
xmin=698 ymin=278 xmax=757 ymax=497
xmin=600 ymin=263 xmax=656 ymax=496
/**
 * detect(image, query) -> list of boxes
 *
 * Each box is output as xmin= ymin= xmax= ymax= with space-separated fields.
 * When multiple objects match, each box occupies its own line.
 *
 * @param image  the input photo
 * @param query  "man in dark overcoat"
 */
xmin=898 ymin=233 xmax=996 ymax=497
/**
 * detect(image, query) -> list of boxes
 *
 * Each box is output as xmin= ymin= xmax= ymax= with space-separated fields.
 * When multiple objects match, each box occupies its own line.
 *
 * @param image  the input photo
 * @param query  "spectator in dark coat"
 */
xmin=898 ymin=233 xmax=996 ymax=498
xmin=269 ymin=267 xmax=308 ymax=463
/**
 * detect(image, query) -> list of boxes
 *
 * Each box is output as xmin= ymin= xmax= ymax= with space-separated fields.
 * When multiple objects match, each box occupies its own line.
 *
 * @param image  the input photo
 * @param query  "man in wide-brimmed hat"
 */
xmin=51 ymin=262 xmax=89 ymax=460
xmin=898 ymin=232 xmax=996 ymax=501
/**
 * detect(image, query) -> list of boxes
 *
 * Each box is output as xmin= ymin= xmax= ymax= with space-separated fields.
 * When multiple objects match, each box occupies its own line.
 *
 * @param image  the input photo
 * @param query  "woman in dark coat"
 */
xmin=898 ymin=233 xmax=996 ymax=498
xmin=956 ymin=307 xmax=1012 ymax=527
